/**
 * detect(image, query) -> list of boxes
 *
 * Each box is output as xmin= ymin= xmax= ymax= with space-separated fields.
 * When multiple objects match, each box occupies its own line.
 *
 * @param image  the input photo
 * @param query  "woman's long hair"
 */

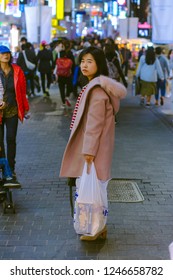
xmin=78 ymin=46 xmax=109 ymax=77
xmin=145 ymin=47 xmax=156 ymax=65
xmin=103 ymin=43 xmax=117 ymax=61
xmin=167 ymin=49 xmax=173 ymax=60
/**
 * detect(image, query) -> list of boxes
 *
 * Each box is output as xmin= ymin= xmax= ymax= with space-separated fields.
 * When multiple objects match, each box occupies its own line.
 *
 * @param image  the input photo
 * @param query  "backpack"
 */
xmin=56 ymin=57 xmax=73 ymax=77
xmin=106 ymin=58 xmax=120 ymax=81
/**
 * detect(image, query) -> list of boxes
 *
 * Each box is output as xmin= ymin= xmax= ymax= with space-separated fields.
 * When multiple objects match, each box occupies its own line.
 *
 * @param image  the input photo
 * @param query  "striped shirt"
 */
xmin=0 ymin=76 xmax=4 ymax=124
xmin=70 ymin=84 xmax=88 ymax=130
xmin=0 ymin=75 xmax=4 ymax=100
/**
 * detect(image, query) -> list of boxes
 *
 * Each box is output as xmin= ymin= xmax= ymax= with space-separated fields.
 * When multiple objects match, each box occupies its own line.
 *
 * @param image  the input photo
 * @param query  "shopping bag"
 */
xmin=132 ymin=76 xmax=141 ymax=96
xmin=135 ymin=76 xmax=141 ymax=95
xmin=169 ymin=241 xmax=173 ymax=259
xmin=22 ymin=51 xmax=36 ymax=71
xmin=74 ymin=162 xmax=108 ymax=236
xmin=166 ymin=79 xmax=172 ymax=98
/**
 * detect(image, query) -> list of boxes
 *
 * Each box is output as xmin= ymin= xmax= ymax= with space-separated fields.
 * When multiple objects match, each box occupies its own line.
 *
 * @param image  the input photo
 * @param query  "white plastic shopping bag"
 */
xmin=166 ymin=79 xmax=172 ymax=98
xmin=168 ymin=242 xmax=173 ymax=259
xmin=74 ymin=162 xmax=108 ymax=236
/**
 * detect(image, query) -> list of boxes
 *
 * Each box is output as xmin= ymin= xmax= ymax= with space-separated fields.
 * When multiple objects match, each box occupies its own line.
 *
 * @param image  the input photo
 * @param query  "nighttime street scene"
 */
xmin=0 ymin=0 xmax=173 ymax=275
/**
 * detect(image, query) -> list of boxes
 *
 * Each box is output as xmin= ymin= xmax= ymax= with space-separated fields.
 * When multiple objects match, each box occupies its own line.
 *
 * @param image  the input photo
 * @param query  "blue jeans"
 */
xmin=0 ymin=115 xmax=18 ymax=172
xmin=155 ymin=79 xmax=166 ymax=101
xmin=0 ymin=158 xmax=12 ymax=178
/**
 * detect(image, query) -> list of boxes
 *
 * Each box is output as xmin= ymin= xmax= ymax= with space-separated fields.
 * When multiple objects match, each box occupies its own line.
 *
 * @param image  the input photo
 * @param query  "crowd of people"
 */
xmin=11 ymin=36 xmax=131 ymax=105
xmin=11 ymin=36 xmax=173 ymax=110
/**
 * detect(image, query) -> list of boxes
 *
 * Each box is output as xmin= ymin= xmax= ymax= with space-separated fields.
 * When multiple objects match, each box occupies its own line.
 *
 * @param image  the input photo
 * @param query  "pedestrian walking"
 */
xmin=120 ymin=43 xmax=131 ymax=79
xmin=59 ymin=46 xmax=127 ymax=241
xmin=64 ymin=40 xmax=76 ymax=98
xmin=167 ymin=49 xmax=173 ymax=97
xmin=136 ymin=47 xmax=164 ymax=107
xmin=0 ymin=45 xmax=30 ymax=185
xmin=103 ymin=43 xmax=128 ymax=124
xmin=138 ymin=46 xmax=146 ymax=62
xmin=17 ymin=42 xmax=37 ymax=97
xmin=36 ymin=40 xmax=54 ymax=96
xmin=55 ymin=50 xmax=73 ymax=108
xmin=103 ymin=43 xmax=128 ymax=87
xmin=155 ymin=47 xmax=170 ymax=106
xmin=0 ymin=73 xmax=20 ymax=187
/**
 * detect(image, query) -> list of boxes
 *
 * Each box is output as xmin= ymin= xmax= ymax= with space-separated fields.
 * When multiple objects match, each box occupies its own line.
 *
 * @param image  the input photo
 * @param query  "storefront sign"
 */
xmin=56 ymin=0 xmax=64 ymax=20
xmin=152 ymin=0 xmax=173 ymax=43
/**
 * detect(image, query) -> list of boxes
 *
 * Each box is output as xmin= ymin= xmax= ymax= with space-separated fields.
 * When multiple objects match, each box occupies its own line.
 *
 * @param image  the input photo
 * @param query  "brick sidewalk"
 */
xmin=0 ymin=81 xmax=173 ymax=260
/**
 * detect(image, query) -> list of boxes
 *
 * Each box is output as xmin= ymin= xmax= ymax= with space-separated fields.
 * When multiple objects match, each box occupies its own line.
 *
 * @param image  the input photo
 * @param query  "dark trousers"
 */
xmin=0 ymin=115 xmax=18 ymax=172
xmin=58 ymin=76 xmax=72 ymax=104
xmin=122 ymin=61 xmax=129 ymax=77
xmin=40 ymin=72 xmax=52 ymax=93
xmin=155 ymin=79 xmax=166 ymax=100
xmin=25 ymin=71 xmax=35 ymax=94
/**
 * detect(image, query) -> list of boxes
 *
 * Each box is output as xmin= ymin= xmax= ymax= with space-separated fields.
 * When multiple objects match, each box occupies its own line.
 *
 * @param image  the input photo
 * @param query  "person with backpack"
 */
xmin=103 ymin=44 xmax=128 ymax=88
xmin=103 ymin=44 xmax=127 ymax=124
xmin=120 ymin=43 xmax=132 ymax=79
xmin=55 ymin=50 xmax=73 ymax=108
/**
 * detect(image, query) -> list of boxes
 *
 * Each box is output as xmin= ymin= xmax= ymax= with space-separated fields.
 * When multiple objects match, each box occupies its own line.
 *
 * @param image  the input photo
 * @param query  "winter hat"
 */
xmin=0 ymin=45 xmax=11 ymax=54
xmin=41 ymin=40 xmax=47 ymax=46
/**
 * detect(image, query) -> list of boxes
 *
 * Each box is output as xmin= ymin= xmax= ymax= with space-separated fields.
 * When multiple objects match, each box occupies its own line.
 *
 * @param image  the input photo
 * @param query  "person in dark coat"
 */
xmin=120 ymin=43 xmax=131 ymax=78
xmin=17 ymin=42 xmax=37 ymax=97
xmin=64 ymin=40 xmax=76 ymax=99
xmin=36 ymin=41 xmax=54 ymax=96
xmin=138 ymin=46 xmax=146 ymax=62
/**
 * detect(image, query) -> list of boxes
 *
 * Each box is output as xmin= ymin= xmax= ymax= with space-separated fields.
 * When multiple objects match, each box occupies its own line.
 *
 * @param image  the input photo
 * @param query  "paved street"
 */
xmin=0 ymin=75 xmax=173 ymax=260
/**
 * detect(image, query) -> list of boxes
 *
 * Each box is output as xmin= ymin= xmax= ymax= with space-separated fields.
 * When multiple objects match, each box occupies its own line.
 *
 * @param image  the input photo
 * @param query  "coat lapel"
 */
xmin=69 ymin=77 xmax=100 ymax=140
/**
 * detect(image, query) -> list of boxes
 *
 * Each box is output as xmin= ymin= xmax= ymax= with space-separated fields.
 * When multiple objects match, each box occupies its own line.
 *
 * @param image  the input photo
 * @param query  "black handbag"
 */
xmin=136 ymin=77 xmax=141 ymax=95
xmin=133 ymin=76 xmax=141 ymax=95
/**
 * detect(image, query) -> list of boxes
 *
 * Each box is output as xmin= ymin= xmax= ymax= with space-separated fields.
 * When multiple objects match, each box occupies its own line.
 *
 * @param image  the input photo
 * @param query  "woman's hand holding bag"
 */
xmin=84 ymin=154 xmax=95 ymax=174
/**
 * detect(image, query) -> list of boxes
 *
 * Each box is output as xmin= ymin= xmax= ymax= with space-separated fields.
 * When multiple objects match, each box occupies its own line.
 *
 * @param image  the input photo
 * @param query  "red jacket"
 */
xmin=12 ymin=64 xmax=29 ymax=122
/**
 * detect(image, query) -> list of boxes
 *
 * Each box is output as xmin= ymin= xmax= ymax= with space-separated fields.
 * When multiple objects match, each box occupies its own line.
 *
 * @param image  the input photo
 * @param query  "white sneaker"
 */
xmin=60 ymin=104 xmax=66 ymax=109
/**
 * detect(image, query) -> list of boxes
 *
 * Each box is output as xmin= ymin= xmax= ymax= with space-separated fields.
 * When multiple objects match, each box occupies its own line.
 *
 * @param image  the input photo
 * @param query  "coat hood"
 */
xmin=86 ymin=75 xmax=127 ymax=112
xmin=69 ymin=75 xmax=127 ymax=138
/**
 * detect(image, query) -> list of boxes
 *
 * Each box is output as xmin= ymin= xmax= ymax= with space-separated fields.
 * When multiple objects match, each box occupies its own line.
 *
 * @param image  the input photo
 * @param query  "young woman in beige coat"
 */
xmin=60 ymin=47 xmax=127 ymax=241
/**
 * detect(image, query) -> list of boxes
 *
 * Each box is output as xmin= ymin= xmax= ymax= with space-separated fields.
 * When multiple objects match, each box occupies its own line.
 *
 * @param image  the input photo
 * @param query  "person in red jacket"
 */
xmin=0 ymin=45 xmax=30 ymax=186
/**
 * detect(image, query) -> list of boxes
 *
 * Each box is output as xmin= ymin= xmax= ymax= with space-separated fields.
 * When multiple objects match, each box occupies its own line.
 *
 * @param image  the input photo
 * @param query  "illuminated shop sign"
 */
xmin=138 ymin=28 xmax=149 ymax=38
xmin=113 ymin=1 xmax=118 ymax=16
xmin=117 ymin=0 xmax=126 ymax=5
xmin=0 ymin=0 xmax=5 ymax=12
xmin=56 ymin=0 xmax=64 ymax=20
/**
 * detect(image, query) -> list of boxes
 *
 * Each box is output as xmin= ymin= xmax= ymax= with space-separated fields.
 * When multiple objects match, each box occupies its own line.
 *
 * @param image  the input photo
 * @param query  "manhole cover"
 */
xmin=108 ymin=180 xmax=144 ymax=203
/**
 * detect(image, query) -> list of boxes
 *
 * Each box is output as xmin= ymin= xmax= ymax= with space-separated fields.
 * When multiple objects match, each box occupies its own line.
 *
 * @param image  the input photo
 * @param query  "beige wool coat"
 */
xmin=60 ymin=75 xmax=127 ymax=181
